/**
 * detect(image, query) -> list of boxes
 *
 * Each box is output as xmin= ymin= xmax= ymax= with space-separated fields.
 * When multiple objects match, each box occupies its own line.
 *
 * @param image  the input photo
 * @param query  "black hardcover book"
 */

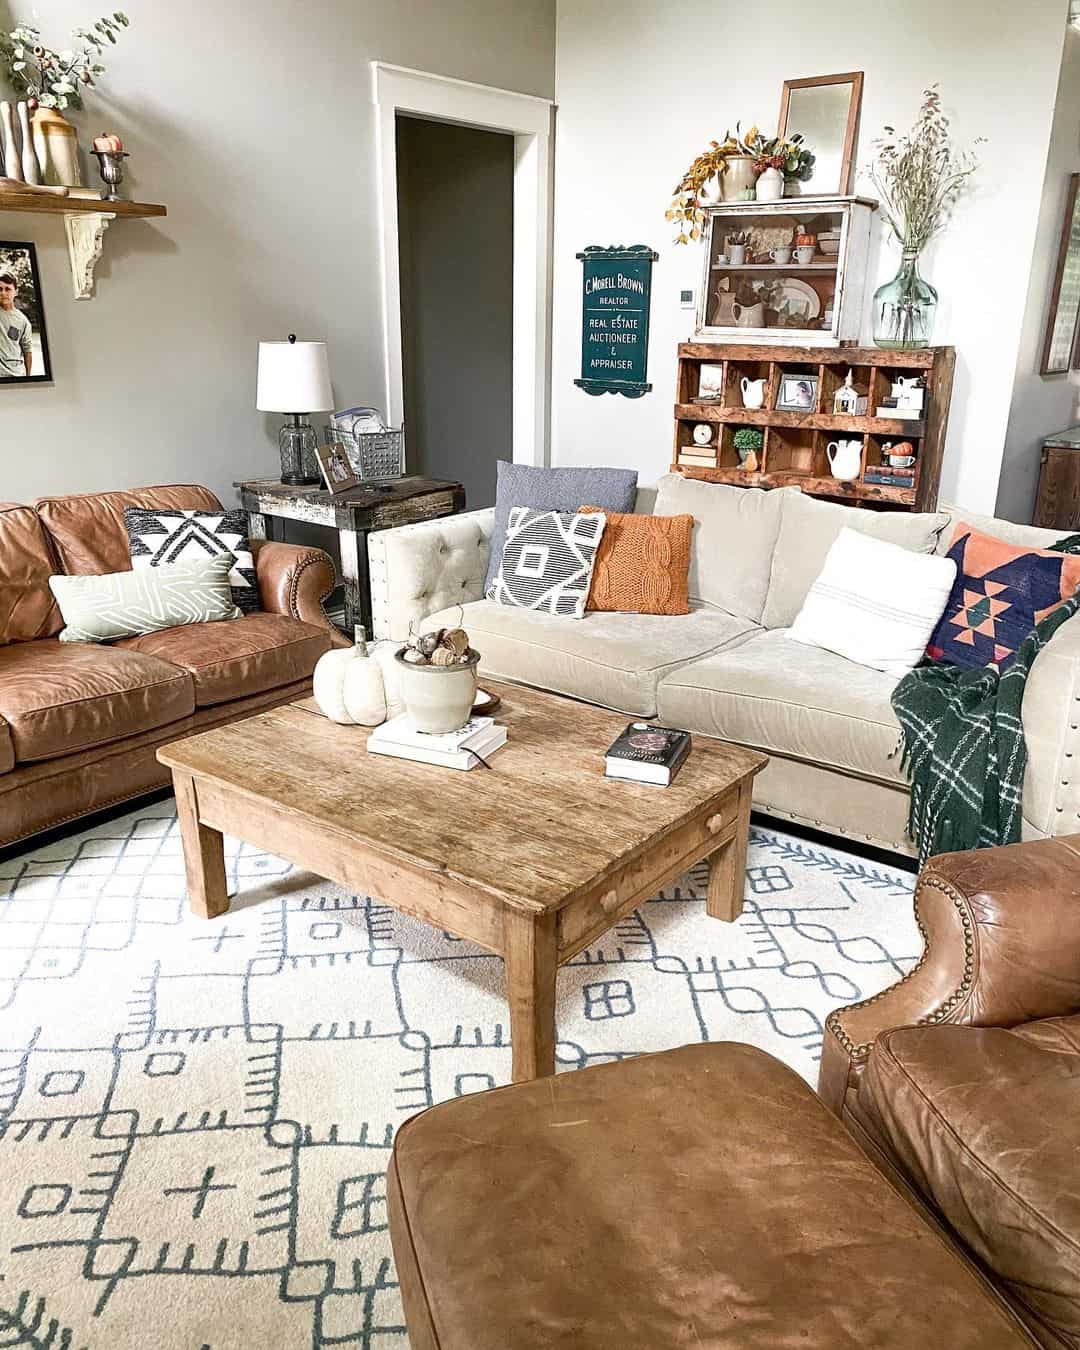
xmin=604 ymin=721 xmax=692 ymax=786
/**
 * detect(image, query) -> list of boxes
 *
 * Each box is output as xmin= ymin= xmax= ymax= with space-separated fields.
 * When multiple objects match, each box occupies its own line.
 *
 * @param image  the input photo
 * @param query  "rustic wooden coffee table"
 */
xmin=158 ymin=685 xmax=766 ymax=1081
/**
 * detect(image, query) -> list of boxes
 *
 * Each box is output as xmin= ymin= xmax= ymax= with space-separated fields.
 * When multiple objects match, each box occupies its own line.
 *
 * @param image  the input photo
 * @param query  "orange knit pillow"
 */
xmin=580 ymin=507 xmax=693 ymax=615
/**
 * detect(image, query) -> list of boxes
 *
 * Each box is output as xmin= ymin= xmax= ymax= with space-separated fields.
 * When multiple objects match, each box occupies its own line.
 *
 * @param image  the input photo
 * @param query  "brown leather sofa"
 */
xmin=0 ymin=483 xmax=348 ymax=850
xmin=387 ymin=837 xmax=1080 ymax=1349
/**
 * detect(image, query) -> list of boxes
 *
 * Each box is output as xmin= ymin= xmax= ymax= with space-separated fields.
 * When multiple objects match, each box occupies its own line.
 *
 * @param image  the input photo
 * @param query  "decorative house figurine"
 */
xmin=833 ymin=369 xmax=868 ymax=416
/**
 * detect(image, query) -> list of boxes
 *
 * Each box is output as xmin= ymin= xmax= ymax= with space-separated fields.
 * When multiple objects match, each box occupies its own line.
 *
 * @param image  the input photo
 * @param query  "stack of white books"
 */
xmin=367 ymin=715 xmax=507 ymax=771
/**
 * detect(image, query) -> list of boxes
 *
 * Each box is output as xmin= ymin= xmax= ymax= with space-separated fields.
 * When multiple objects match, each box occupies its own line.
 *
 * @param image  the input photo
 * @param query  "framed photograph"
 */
xmin=0 ymin=241 xmax=51 ymax=384
xmin=1041 ymin=174 xmax=1080 ymax=375
xmin=314 ymin=443 xmax=360 ymax=495
xmin=776 ymin=372 xmax=819 ymax=412
xmin=697 ymin=362 xmax=725 ymax=399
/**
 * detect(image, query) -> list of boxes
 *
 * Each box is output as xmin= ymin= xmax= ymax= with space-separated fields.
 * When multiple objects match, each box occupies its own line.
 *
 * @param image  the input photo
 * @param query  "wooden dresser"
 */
xmin=1034 ymin=427 xmax=1080 ymax=531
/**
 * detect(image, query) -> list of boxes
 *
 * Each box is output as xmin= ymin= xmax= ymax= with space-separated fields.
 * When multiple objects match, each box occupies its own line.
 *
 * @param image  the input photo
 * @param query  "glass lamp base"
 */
xmin=279 ymin=419 xmax=321 ymax=486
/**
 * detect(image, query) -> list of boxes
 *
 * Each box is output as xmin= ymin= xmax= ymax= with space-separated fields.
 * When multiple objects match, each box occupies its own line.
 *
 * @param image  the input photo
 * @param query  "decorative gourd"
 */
xmin=93 ymin=132 xmax=124 ymax=153
xmin=312 ymin=626 xmax=386 ymax=726
xmin=371 ymin=641 xmax=407 ymax=719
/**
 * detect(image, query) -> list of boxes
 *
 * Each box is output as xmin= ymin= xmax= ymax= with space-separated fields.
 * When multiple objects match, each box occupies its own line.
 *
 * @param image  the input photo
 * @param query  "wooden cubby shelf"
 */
xmin=672 ymin=342 xmax=955 ymax=513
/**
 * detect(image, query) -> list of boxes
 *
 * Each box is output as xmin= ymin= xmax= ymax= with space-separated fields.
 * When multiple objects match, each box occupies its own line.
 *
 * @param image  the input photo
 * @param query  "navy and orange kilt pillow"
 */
xmin=927 ymin=522 xmax=1080 ymax=671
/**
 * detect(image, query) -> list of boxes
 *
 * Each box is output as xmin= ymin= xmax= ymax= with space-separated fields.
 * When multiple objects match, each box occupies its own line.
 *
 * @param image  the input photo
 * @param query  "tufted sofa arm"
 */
xmin=818 ymin=834 xmax=1080 ymax=1114
xmin=252 ymin=540 xmax=350 ymax=647
xmin=1021 ymin=607 xmax=1080 ymax=836
xmin=367 ymin=508 xmax=495 ymax=641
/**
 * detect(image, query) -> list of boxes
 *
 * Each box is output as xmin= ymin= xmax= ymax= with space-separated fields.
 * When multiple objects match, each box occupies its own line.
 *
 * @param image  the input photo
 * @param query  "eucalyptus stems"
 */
xmin=0 ymin=12 xmax=129 ymax=112
xmin=868 ymin=86 xmax=981 ymax=256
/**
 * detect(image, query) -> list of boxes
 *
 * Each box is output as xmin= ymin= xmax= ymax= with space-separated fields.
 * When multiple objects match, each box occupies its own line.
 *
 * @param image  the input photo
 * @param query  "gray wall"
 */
xmin=0 ymin=0 xmax=554 ymax=507
xmin=996 ymin=27 xmax=1080 ymax=524
xmin=396 ymin=116 xmax=513 ymax=510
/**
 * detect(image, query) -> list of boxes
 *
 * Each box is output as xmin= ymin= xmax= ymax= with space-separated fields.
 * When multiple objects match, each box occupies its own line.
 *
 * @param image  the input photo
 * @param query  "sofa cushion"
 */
xmin=938 ymin=505 xmax=1069 ymax=555
xmin=422 ymin=599 xmax=758 ymax=717
xmin=657 ymin=629 xmax=905 ymax=786
xmin=0 ymin=501 xmax=61 ymax=643
xmin=34 ymin=484 xmax=222 ymax=576
xmin=0 ymin=639 xmax=194 ymax=763
xmin=0 ymin=716 xmax=13 ymax=774
xmin=762 ymin=491 xmax=949 ymax=629
xmin=581 ymin=505 xmax=693 ymax=615
xmin=389 ymin=1042 xmax=1032 ymax=1350
xmin=860 ymin=1017 xmax=1080 ymax=1346
xmin=115 ymin=613 xmax=331 ymax=706
xmin=652 ymin=474 xmax=792 ymax=623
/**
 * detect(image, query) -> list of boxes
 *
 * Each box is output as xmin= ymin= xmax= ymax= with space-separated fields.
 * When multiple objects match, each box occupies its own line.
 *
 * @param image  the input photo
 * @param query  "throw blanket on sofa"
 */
xmin=892 ymin=552 xmax=1080 ymax=864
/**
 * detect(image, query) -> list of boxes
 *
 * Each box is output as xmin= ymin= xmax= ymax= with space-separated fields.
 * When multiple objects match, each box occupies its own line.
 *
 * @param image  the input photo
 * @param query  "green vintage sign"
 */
xmin=574 ymin=244 xmax=659 ymax=398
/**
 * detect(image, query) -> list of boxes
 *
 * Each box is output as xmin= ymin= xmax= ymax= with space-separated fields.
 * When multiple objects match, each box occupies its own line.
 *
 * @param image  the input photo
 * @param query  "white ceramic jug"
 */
xmin=741 ymin=377 xmax=766 ymax=409
xmin=826 ymin=439 xmax=862 ymax=482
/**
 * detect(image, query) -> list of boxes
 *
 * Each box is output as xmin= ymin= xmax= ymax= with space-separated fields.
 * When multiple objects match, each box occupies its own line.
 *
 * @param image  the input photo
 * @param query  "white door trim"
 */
xmin=371 ymin=61 xmax=554 ymax=468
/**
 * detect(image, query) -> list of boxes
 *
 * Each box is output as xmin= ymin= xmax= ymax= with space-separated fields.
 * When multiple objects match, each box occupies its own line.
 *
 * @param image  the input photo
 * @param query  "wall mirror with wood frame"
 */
xmin=779 ymin=72 xmax=863 ymax=197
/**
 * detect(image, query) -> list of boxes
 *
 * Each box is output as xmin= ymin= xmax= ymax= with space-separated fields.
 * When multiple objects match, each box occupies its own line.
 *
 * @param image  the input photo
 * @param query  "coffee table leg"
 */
xmin=173 ymin=771 xmax=230 ymax=920
xmin=707 ymin=782 xmax=752 ymax=923
xmin=503 ymin=909 xmax=557 ymax=1082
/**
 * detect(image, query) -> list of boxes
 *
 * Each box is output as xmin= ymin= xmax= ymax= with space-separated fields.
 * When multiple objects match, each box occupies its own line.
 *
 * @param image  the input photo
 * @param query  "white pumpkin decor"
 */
xmin=313 ymin=627 xmax=387 ymax=726
xmin=371 ymin=640 xmax=407 ymax=719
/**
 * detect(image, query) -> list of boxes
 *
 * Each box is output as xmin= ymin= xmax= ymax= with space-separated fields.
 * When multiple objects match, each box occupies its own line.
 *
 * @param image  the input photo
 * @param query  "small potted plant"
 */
xmin=733 ymin=427 xmax=764 ymax=471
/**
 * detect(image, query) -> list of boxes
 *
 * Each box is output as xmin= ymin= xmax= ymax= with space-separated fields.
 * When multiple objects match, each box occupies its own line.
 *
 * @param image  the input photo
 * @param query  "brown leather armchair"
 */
xmin=0 ymin=484 xmax=350 ymax=850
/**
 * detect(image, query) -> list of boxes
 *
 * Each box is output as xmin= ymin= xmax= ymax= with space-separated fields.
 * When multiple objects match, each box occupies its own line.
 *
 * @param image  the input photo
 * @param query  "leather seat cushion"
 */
xmin=34 ymin=484 xmax=222 ymax=575
xmin=0 ymin=502 xmax=62 ymax=643
xmin=389 ymin=1042 xmax=1030 ymax=1350
xmin=421 ymin=599 xmax=759 ymax=717
xmin=0 ymin=716 xmax=13 ymax=774
xmin=0 ymin=639 xmax=194 ymax=763
xmin=859 ymin=1017 xmax=1080 ymax=1345
xmin=115 ymin=613 xmax=332 ymax=706
xmin=657 ymin=628 xmax=906 ymax=786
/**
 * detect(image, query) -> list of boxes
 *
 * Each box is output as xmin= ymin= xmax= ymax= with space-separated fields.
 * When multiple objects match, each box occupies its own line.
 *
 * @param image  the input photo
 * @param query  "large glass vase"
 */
xmin=873 ymin=250 xmax=938 ymax=349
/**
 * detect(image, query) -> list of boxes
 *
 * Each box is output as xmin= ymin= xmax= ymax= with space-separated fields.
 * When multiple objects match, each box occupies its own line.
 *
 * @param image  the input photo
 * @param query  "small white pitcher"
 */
xmin=826 ymin=439 xmax=862 ymax=481
xmin=741 ymin=377 xmax=767 ymax=409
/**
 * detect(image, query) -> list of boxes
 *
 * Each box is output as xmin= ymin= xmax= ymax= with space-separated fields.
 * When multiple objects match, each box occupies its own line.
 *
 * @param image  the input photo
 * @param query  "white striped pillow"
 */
xmin=789 ymin=527 xmax=956 ymax=677
xmin=486 ymin=507 xmax=607 ymax=618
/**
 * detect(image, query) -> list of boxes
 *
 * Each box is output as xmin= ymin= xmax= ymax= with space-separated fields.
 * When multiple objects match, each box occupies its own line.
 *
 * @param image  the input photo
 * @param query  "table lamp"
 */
xmin=256 ymin=335 xmax=334 ymax=485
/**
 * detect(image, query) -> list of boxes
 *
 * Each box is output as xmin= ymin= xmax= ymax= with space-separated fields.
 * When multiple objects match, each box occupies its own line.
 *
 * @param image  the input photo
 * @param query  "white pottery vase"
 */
xmin=395 ymin=648 xmax=479 ymax=734
xmin=16 ymin=103 xmax=40 ymax=184
xmin=720 ymin=155 xmax=756 ymax=202
xmin=32 ymin=106 xmax=81 ymax=187
xmin=0 ymin=103 xmax=21 ymax=182
xmin=755 ymin=166 xmax=784 ymax=202
xmin=312 ymin=627 xmax=387 ymax=726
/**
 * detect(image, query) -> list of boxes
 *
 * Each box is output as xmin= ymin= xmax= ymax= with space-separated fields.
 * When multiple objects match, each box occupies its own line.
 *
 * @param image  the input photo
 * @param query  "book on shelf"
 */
xmin=367 ymin=714 xmax=506 ymax=771
xmin=875 ymin=403 xmax=922 ymax=421
xmin=677 ymin=452 xmax=719 ymax=465
xmin=864 ymin=471 xmax=917 ymax=487
xmin=604 ymin=721 xmax=691 ymax=786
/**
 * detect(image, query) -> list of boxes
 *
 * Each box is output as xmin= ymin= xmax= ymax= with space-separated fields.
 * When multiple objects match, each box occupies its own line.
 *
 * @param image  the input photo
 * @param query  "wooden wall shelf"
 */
xmin=672 ymin=342 xmax=956 ymax=512
xmin=0 ymin=190 xmax=168 ymax=299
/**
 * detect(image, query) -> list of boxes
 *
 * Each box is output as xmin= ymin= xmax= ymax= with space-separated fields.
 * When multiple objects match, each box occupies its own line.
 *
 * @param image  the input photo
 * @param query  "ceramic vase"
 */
xmin=395 ymin=648 xmax=479 ymax=734
xmin=873 ymin=250 xmax=938 ymax=349
xmin=721 ymin=155 xmax=756 ymax=202
xmin=32 ymin=107 xmax=82 ymax=187
xmin=16 ymin=103 xmax=40 ymax=183
xmin=755 ymin=166 xmax=784 ymax=202
xmin=0 ymin=103 xmax=21 ymax=182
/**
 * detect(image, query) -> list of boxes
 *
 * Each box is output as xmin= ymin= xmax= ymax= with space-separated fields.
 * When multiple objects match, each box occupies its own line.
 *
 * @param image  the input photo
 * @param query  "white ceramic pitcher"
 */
xmin=741 ymin=377 xmax=766 ymax=408
xmin=826 ymin=439 xmax=862 ymax=481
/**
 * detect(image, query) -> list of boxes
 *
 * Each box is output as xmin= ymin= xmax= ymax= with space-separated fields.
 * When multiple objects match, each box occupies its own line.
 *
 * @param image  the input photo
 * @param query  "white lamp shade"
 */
xmin=256 ymin=339 xmax=334 ymax=413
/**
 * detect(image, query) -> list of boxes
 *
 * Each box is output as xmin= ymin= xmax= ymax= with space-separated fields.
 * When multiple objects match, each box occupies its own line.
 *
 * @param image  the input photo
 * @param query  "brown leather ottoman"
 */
xmin=388 ymin=1042 xmax=1033 ymax=1348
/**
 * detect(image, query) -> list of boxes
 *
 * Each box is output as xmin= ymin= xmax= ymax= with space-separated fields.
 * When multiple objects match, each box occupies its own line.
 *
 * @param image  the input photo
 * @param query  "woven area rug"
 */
xmin=0 ymin=804 xmax=920 ymax=1348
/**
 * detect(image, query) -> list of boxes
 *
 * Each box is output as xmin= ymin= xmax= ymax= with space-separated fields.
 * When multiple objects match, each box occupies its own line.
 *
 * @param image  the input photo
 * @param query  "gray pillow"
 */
xmin=50 ymin=554 xmax=241 ymax=643
xmin=484 ymin=461 xmax=638 ymax=592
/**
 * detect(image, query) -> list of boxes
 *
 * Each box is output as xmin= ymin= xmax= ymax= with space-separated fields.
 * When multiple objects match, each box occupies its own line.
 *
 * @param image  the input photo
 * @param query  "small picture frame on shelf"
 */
xmin=314 ymin=444 xmax=360 ymax=495
xmin=0 ymin=241 xmax=52 ymax=385
xmin=776 ymin=372 xmax=819 ymax=412
xmin=697 ymin=362 xmax=725 ymax=399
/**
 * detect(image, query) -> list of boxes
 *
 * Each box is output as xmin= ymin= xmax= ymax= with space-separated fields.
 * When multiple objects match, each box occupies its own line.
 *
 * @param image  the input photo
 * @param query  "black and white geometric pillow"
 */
xmin=486 ymin=507 xmax=606 ymax=618
xmin=125 ymin=508 xmax=259 ymax=614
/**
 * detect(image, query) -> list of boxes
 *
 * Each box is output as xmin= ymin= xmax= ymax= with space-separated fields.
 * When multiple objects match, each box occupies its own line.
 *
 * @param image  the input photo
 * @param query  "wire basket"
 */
xmin=324 ymin=424 xmax=405 ymax=481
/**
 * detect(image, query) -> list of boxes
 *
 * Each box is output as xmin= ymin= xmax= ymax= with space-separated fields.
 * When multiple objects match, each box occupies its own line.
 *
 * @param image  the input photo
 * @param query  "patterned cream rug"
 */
xmin=0 ymin=805 xmax=920 ymax=1348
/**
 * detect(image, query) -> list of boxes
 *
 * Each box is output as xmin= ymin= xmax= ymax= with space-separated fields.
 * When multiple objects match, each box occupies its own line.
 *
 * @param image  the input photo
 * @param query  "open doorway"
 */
xmin=396 ymin=116 xmax=513 ymax=509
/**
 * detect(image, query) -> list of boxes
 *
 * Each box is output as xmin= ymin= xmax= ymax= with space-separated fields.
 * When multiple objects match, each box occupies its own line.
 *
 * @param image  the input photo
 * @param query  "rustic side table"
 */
xmin=1034 ymin=427 xmax=1080 ymax=532
xmin=235 ymin=476 xmax=465 ymax=634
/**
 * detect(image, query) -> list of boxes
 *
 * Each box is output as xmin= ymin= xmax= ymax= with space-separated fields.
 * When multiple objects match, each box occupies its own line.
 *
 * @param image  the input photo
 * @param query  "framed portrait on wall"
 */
xmin=0 ymin=241 xmax=51 ymax=384
xmin=1041 ymin=174 xmax=1080 ymax=375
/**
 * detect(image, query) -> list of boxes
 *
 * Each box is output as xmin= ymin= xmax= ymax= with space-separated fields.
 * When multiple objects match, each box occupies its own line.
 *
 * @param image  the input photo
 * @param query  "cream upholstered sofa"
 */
xmin=367 ymin=476 xmax=1080 ymax=857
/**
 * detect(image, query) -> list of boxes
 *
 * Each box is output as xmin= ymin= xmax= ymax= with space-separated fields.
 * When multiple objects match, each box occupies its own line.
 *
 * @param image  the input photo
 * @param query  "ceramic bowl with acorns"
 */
xmin=394 ymin=627 xmax=480 ymax=734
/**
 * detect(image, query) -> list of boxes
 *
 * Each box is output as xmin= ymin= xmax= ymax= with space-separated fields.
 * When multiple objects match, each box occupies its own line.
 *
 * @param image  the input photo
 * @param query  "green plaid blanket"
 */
xmin=891 ymin=536 xmax=1080 ymax=863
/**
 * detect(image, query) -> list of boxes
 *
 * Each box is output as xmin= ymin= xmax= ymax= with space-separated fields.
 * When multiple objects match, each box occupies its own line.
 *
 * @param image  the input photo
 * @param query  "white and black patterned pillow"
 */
xmin=125 ymin=508 xmax=259 ymax=614
xmin=486 ymin=507 xmax=606 ymax=618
